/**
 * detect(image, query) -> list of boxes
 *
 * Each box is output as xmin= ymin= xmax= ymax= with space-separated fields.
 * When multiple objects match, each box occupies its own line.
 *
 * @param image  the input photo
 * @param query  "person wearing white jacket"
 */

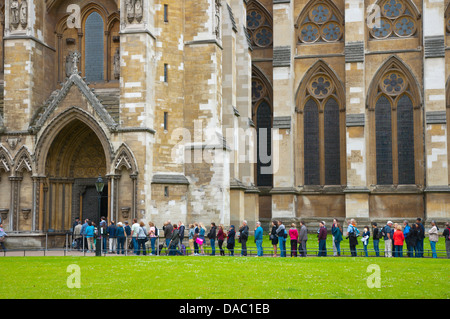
xmin=428 ymin=221 xmax=439 ymax=258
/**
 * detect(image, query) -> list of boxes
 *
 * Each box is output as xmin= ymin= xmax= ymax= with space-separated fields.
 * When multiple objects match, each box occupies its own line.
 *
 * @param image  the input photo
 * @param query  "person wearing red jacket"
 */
xmin=393 ymin=225 xmax=405 ymax=257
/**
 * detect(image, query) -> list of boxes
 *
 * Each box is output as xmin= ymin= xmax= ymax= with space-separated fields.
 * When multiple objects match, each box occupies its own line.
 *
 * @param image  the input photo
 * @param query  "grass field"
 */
xmin=1 ymin=251 xmax=449 ymax=299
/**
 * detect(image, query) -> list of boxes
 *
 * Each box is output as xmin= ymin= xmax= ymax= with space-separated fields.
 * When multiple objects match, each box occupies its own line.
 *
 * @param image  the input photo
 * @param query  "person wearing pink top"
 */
xmin=289 ymin=223 xmax=299 ymax=257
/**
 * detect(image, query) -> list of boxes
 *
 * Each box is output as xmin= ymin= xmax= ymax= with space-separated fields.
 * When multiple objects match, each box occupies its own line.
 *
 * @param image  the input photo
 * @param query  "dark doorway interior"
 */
xmin=82 ymin=185 xmax=108 ymax=225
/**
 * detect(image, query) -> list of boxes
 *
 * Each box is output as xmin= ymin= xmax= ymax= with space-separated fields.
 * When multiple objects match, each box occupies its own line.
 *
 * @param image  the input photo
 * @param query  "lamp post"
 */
xmin=95 ymin=175 xmax=105 ymax=256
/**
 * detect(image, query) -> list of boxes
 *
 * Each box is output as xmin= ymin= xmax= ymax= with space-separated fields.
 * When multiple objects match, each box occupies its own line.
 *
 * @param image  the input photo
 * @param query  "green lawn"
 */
xmin=0 ymin=253 xmax=449 ymax=299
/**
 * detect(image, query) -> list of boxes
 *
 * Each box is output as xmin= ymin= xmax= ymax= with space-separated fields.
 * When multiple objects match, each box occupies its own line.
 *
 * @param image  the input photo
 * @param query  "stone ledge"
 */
xmin=151 ymin=174 xmax=190 ymax=185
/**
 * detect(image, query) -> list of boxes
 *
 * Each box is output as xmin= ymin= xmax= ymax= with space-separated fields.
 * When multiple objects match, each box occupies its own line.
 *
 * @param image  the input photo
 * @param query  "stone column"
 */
xmin=343 ymin=0 xmax=369 ymax=222
xmin=270 ymin=0 xmax=297 ymax=219
xmin=422 ymin=0 xmax=449 ymax=221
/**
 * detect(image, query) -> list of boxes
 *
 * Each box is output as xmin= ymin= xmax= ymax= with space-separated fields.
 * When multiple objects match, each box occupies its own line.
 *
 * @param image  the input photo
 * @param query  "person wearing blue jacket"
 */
xmin=403 ymin=220 xmax=412 ymax=257
xmin=116 ymin=222 xmax=126 ymax=255
xmin=254 ymin=222 xmax=264 ymax=257
xmin=85 ymin=221 xmax=95 ymax=253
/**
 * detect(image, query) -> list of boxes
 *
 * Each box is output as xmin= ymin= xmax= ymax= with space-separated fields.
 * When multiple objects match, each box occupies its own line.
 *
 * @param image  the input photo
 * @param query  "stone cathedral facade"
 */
xmin=0 ymin=0 xmax=449 ymax=247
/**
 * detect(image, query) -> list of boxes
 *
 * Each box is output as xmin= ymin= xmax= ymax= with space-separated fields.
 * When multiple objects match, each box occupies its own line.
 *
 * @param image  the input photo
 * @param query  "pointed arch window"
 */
xmin=246 ymin=0 xmax=273 ymax=48
xmin=84 ymin=12 xmax=104 ymax=82
xmin=296 ymin=0 xmax=344 ymax=44
xmin=252 ymin=68 xmax=273 ymax=187
xmin=369 ymin=58 xmax=422 ymax=186
xmin=296 ymin=62 xmax=345 ymax=186
xmin=369 ymin=0 xmax=419 ymax=40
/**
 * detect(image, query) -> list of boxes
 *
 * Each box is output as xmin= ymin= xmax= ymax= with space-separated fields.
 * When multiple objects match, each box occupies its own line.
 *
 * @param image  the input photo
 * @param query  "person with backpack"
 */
xmin=238 ymin=220 xmax=249 ymax=256
xmin=416 ymin=218 xmax=425 ymax=257
xmin=382 ymin=221 xmax=393 ymax=258
xmin=442 ymin=222 xmax=450 ymax=259
xmin=208 ymin=222 xmax=217 ymax=256
xmin=116 ymin=222 xmax=126 ymax=255
xmin=372 ymin=222 xmax=381 ymax=257
xmin=317 ymin=221 xmax=327 ymax=257
xmin=107 ymin=221 xmax=117 ymax=254
xmin=276 ymin=220 xmax=287 ymax=257
xmin=168 ymin=224 xmax=182 ymax=256
xmin=346 ymin=219 xmax=359 ymax=257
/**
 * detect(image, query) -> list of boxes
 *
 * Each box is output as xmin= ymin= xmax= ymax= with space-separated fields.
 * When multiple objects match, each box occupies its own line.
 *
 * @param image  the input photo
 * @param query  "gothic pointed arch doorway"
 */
xmin=41 ymin=118 xmax=110 ymax=232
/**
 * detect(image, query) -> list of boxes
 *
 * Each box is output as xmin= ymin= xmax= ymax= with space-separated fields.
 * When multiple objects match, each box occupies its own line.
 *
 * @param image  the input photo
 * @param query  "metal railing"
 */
xmin=0 ymin=232 xmax=448 ymax=258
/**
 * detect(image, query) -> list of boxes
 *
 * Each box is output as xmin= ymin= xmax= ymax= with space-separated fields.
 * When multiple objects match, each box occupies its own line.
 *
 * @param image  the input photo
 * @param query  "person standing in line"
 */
xmin=347 ymin=219 xmax=359 ymax=257
xmin=107 ymin=221 xmax=117 ymax=254
xmin=442 ymin=222 xmax=450 ymax=259
xmin=255 ymin=221 xmax=264 ymax=257
xmin=198 ymin=223 xmax=206 ymax=255
xmin=371 ymin=222 xmax=381 ymax=257
xmin=393 ymin=224 xmax=404 ymax=257
xmin=0 ymin=224 xmax=8 ymax=252
xmin=428 ymin=220 xmax=439 ymax=259
xmin=289 ymin=223 xmax=299 ymax=257
xmin=238 ymin=220 xmax=249 ymax=257
xmin=193 ymin=222 xmax=200 ymax=256
xmin=317 ymin=221 xmax=327 ymax=257
xmin=403 ymin=220 xmax=411 ymax=257
xmin=124 ymin=221 xmax=132 ymax=253
xmin=383 ymin=221 xmax=393 ymax=258
xmin=408 ymin=223 xmax=418 ymax=257
xmin=298 ymin=221 xmax=308 ymax=257
xmin=361 ymin=226 xmax=370 ymax=257
xmin=136 ymin=221 xmax=148 ymax=256
xmin=73 ymin=221 xmax=82 ymax=250
xmin=80 ymin=218 xmax=89 ymax=251
xmin=270 ymin=221 xmax=279 ymax=257
xmin=188 ymin=224 xmax=195 ymax=256
xmin=85 ymin=221 xmax=95 ymax=253
xmin=208 ymin=222 xmax=217 ymax=256
xmin=332 ymin=221 xmax=343 ymax=256
xmin=227 ymin=225 xmax=236 ymax=256
xmin=168 ymin=224 xmax=182 ymax=256
xmin=116 ymin=222 xmax=126 ymax=255
xmin=99 ymin=216 xmax=108 ymax=253
xmin=416 ymin=218 xmax=425 ymax=257
xmin=164 ymin=221 xmax=173 ymax=252
xmin=148 ymin=222 xmax=157 ymax=255
xmin=131 ymin=218 xmax=140 ymax=255
xmin=217 ymin=224 xmax=226 ymax=256
xmin=276 ymin=220 xmax=287 ymax=257
xmin=178 ymin=221 xmax=185 ymax=248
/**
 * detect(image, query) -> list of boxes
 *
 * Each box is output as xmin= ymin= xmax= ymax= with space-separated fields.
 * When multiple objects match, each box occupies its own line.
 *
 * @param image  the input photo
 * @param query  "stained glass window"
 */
xmin=324 ymin=98 xmax=341 ymax=185
xmin=304 ymin=99 xmax=320 ymax=185
xmin=256 ymin=101 xmax=272 ymax=187
xmin=246 ymin=3 xmax=273 ymax=48
xmin=297 ymin=1 xmax=343 ymax=44
xmin=85 ymin=12 xmax=104 ymax=82
xmin=397 ymin=95 xmax=415 ymax=184
xmin=375 ymin=96 xmax=393 ymax=185
xmin=370 ymin=0 xmax=417 ymax=40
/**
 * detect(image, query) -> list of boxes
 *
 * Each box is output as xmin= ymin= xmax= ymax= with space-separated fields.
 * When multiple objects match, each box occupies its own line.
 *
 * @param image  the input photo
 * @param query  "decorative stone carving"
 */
xmin=10 ymin=0 xmax=19 ymax=29
xmin=0 ymin=209 xmax=8 ymax=222
xmin=214 ymin=0 xmax=221 ymax=39
xmin=21 ymin=208 xmax=31 ymax=220
xmin=67 ymin=51 xmax=81 ymax=75
xmin=135 ymin=0 xmax=143 ymax=23
xmin=125 ymin=0 xmax=135 ymax=23
xmin=19 ymin=0 xmax=27 ymax=28
xmin=121 ymin=207 xmax=130 ymax=219
xmin=6 ymin=137 xmax=21 ymax=150
xmin=113 ymin=48 xmax=120 ymax=80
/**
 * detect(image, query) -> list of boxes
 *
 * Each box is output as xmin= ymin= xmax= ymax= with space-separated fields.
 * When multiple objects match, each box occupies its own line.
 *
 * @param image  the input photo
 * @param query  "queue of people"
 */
xmin=3 ymin=215 xmax=448 ymax=259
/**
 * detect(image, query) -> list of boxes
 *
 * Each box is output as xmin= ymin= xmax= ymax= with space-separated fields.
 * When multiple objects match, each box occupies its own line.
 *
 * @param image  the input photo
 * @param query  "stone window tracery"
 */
xmin=369 ymin=0 xmax=418 ymax=40
xmin=246 ymin=1 xmax=273 ymax=48
xmin=296 ymin=1 xmax=343 ymax=44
